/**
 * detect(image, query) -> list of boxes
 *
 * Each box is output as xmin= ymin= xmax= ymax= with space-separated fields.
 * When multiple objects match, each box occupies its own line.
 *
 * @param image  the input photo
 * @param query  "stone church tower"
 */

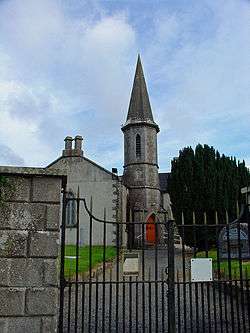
xmin=122 ymin=55 xmax=161 ymax=216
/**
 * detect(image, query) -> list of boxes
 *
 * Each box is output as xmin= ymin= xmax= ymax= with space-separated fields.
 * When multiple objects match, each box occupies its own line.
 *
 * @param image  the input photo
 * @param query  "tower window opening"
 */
xmin=136 ymin=134 xmax=141 ymax=158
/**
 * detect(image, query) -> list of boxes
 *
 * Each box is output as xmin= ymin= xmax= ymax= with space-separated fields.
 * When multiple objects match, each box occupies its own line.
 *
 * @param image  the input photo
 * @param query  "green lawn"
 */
xmin=196 ymin=249 xmax=250 ymax=279
xmin=64 ymin=245 xmax=117 ymax=278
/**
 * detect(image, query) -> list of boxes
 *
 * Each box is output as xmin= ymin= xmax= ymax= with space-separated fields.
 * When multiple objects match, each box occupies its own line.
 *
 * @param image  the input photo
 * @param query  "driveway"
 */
xmin=61 ymin=248 xmax=249 ymax=332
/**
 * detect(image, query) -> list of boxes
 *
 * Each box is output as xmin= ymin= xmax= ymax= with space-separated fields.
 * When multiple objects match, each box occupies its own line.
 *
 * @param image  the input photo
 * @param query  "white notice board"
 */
xmin=191 ymin=258 xmax=213 ymax=282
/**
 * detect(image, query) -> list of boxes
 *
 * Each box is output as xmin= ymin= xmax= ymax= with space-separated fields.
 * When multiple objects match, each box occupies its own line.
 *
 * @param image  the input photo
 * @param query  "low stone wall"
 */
xmin=0 ymin=167 xmax=66 ymax=333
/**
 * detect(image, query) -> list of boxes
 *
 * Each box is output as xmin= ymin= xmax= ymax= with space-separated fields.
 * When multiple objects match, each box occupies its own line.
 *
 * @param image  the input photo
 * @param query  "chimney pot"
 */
xmin=74 ymin=135 xmax=83 ymax=150
xmin=71 ymin=135 xmax=83 ymax=157
xmin=64 ymin=136 xmax=73 ymax=149
xmin=62 ymin=136 xmax=73 ymax=156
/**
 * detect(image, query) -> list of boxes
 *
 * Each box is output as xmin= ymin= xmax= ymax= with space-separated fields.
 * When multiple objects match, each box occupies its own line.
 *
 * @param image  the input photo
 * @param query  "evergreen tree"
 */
xmin=168 ymin=144 xmax=250 ymax=246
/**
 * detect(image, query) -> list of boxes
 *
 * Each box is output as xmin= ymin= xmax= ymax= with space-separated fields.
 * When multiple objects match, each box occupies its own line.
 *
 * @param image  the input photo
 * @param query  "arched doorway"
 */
xmin=146 ymin=214 xmax=156 ymax=243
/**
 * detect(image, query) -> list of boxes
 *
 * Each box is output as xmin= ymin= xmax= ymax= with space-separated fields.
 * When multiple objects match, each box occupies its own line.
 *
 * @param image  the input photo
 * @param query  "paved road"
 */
xmin=61 ymin=249 xmax=249 ymax=332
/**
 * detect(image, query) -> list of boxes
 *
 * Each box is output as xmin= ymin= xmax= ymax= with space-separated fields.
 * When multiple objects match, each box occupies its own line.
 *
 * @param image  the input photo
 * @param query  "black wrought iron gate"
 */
xmin=58 ymin=192 xmax=250 ymax=332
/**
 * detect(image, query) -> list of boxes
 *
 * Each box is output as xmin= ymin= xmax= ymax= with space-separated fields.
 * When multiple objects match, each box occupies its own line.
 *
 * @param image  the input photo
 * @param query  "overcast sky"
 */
xmin=0 ymin=0 xmax=249 ymax=173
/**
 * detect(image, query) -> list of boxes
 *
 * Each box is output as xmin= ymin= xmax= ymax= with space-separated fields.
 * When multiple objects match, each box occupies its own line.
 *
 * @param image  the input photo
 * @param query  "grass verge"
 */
xmin=196 ymin=249 xmax=250 ymax=279
xmin=64 ymin=245 xmax=116 ymax=278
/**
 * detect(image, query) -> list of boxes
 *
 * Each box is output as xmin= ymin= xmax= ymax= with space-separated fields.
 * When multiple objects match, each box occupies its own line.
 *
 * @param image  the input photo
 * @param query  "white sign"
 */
xmin=191 ymin=258 xmax=213 ymax=282
xmin=241 ymin=186 xmax=250 ymax=194
xmin=123 ymin=257 xmax=139 ymax=276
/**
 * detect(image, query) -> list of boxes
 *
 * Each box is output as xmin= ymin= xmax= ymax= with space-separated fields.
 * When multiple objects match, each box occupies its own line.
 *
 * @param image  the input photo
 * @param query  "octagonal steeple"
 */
xmin=122 ymin=55 xmax=160 ymax=212
xmin=122 ymin=55 xmax=159 ymax=132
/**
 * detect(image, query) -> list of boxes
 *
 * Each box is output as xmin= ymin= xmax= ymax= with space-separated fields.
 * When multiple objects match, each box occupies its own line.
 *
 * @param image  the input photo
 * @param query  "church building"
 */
xmin=47 ymin=56 xmax=172 ymax=246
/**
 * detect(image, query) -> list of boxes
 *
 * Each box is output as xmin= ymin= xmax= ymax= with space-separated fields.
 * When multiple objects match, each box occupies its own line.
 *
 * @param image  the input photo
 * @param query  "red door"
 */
xmin=146 ymin=215 xmax=156 ymax=243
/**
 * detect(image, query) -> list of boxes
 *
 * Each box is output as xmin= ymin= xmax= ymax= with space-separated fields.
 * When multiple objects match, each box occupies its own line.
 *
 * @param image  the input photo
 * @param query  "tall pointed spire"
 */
xmin=122 ymin=54 xmax=161 ymax=217
xmin=126 ymin=55 xmax=154 ymax=122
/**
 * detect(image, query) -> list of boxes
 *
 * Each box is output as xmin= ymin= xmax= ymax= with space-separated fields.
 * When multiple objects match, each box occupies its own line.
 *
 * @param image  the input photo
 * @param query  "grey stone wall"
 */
xmin=0 ymin=167 xmax=66 ymax=333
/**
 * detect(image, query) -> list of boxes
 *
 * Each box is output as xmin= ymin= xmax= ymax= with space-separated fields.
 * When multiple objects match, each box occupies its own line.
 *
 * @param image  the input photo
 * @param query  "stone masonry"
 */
xmin=0 ymin=166 xmax=66 ymax=333
xmin=122 ymin=55 xmax=161 ymax=213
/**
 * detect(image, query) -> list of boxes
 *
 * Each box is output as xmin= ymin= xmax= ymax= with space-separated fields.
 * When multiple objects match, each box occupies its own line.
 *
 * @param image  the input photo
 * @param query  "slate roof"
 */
xmin=46 ymin=155 xmax=119 ymax=179
xmin=159 ymin=172 xmax=170 ymax=193
xmin=126 ymin=55 xmax=154 ymax=122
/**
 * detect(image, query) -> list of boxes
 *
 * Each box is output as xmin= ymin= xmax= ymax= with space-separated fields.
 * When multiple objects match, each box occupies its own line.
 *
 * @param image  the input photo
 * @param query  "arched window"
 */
xmin=136 ymin=134 xmax=141 ymax=158
xmin=66 ymin=191 xmax=76 ymax=227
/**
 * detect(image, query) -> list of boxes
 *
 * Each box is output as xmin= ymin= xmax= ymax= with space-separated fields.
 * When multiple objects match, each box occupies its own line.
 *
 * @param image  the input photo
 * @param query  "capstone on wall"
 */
xmin=0 ymin=167 xmax=65 ymax=333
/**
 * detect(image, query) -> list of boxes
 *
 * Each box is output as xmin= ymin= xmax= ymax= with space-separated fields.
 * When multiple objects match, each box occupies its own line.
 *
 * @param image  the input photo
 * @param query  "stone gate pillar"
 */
xmin=0 ymin=166 xmax=66 ymax=333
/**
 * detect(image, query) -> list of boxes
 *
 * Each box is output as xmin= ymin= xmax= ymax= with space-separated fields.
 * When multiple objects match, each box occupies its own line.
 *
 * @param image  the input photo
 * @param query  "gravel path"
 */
xmin=61 ymin=249 xmax=249 ymax=332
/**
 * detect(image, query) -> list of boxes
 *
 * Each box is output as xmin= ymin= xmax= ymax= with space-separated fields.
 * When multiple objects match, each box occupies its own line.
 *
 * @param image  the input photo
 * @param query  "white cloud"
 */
xmin=0 ymin=0 xmax=136 ymax=167
xmin=0 ymin=0 xmax=249 ymax=173
xmin=0 ymin=80 xmax=57 ymax=165
xmin=146 ymin=0 xmax=250 ymax=169
xmin=0 ymin=144 xmax=24 ymax=165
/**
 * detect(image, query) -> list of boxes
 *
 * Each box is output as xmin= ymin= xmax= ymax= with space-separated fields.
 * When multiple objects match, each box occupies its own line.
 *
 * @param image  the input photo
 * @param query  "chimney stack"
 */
xmin=73 ymin=135 xmax=83 ymax=157
xmin=62 ymin=135 xmax=83 ymax=157
xmin=62 ymin=136 xmax=73 ymax=157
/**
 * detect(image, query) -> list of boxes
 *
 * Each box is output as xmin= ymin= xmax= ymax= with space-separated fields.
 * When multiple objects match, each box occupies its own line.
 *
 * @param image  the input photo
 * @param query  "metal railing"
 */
xmin=58 ymin=190 xmax=250 ymax=332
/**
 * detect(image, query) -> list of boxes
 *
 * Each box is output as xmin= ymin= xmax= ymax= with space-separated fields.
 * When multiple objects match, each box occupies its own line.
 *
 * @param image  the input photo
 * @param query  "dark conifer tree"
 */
xmin=169 ymin=144 xmax=250 ymax=239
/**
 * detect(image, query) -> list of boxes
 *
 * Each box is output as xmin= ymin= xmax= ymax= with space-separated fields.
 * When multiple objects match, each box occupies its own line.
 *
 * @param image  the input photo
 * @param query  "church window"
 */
xmin=66 ymin=191 xmax=76 ymax=227
xmin=136 ymin=134 xmax=141 ymax=158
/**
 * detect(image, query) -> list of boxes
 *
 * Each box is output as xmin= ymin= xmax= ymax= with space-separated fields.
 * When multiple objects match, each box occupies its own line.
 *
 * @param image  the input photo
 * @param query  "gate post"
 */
xmin=58 ymin=189 xmax=67 ymax=332
xmin=168 ymin=219 xmax=176 ymax=332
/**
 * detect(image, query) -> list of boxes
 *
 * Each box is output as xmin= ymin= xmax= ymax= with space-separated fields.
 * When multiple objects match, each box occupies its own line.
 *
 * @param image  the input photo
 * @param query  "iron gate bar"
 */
xmin=168 ymin=219 xmax=175 ymax=333
xmin=181 ymin=221 xmax=187 ymax=332
xmin=246 ymin=269 xmax=250 ymax=328
xmin=67 ymin=278 xmax=72 ymax=332
xmin=141 ymin=210 xmax=145 ymax=333
xmin=58 ymin=189 xmax=67 ymax=333
xmin=108 ymin=269 xmax=112 ymax=332
xmin=88 ymin=198 xmax=93 ymax=333
xmin=135 ymin=276 xmax=139 ymax=333
xmin=155 ymin=221 xmax=159 ymax=332
xmin=212 ymin=279 xmax=217 ymax=333
xmin=177 ymin=270 xmax=181 ymax=333
xmin=115 ymin=223 xmax=119 ymax=333
xmin=81 ymin=282 xmax=85 ymax=332
xmin=64 ymin=280 xmax=171 ymax=285
xmin=95 ymin=274 xmax=99 ymax=333
xmin=239 ymin=218 xmax=247 ymax=332
xmin=59 ymin=196 xmax=250 ymax=333
xmin=226 ymin=222 xmax=235 ymax=333
xmin=162 ymin=212 xmax=167 ymax=333
xmin=205 ymin=221 xmax=212 ymax=333
xmin=122 ymin=276 xmax=125 ymax=333
xmin=212 ymin=275 xmax=217 ymax=333
xmin=215 ymin=222 xmax=223 ymax=332
xmin=102 ymin=208 xmax=106 ymax=333
xmin=234 ymin=277 xmax=240 ymax=330
xmin=188 ymin=279 xmax=193 ymax=332
xmin=201 ymin=282 xmax=205 ymax=332
xmin=74 ymin=188 xmax=80 ymax=332
xmin=237 ymin=218 xmax=245 ymax=332
xmin=129 ymin=275 xmax=132 ymax=333
xmin=148 ymin=268 xmax=152 ymax=332
xmin=161 ymin=270 xmax=165 ymax=332
xmin=192 ymin=219 xmax=200 ymax=333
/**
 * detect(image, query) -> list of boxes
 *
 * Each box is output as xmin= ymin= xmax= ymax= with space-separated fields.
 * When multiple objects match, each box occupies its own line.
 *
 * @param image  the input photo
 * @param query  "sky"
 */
xmin=0 ymin=0 xmax=249 ymax=173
